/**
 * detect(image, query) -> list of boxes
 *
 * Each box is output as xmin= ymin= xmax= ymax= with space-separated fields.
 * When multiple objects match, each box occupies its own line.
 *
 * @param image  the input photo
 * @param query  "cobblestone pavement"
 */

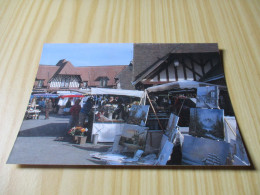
xmin=7 ymin=113 xmax=111 ymax=165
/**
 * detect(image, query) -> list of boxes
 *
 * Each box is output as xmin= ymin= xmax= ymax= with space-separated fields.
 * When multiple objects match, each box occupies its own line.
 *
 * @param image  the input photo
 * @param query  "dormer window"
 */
xmin=100 ymin=77 xmax=108 ymax=87
xmin=83 ymin=81 xmax=88 ymax=88
xmin=95 ymin=76 xmax=109 ymax=87
xmin=37 ymin=80 xmax=44 ymax=87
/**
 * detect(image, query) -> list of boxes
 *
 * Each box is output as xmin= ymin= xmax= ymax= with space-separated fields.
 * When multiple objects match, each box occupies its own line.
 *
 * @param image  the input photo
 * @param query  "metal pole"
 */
xmin=146 ymin=93 xmax=165 ymax=133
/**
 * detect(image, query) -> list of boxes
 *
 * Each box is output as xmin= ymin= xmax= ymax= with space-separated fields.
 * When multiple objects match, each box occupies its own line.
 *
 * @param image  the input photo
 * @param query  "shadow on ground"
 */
xmin=72 ymin=145 xmax=111 ymax=152
xmin=18 ymin=123 xmax=68 ymax=137
xmin=86 ymin=159 xmax=106 ymax=165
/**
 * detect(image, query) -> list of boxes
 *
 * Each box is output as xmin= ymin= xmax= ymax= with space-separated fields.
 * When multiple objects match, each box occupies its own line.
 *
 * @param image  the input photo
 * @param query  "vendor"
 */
xmin=108 ymin=96 xmax=116 ymax=104
xmin=149 ymin=96 xmax=161 ymax=112
xmin=101 ymin=97 xmax=108 ymax=106
xmin=112 ymin=98 xmax=125 ymax=120
xmin=166 ymin=137 xmax=182 ymax=165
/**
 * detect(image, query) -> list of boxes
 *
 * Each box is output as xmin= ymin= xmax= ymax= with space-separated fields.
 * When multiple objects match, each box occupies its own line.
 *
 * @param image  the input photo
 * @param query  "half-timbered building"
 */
xmin=33 ymin=59 xmax=127 ymax=93
xmin=116 ymin=43 xmax=224 ymax=90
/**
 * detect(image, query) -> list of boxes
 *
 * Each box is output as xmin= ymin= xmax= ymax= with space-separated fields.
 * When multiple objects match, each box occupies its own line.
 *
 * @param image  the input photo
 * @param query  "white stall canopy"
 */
xmin=90 ymin=88 xmax=144 ymax=98
xmin=146 ymin=80 xmax=226 ymax=93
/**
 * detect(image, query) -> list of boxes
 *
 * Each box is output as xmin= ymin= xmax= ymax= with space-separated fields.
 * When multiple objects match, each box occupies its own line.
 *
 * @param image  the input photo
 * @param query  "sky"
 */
xmin=39 ymin=43 xmax=133 ymax=66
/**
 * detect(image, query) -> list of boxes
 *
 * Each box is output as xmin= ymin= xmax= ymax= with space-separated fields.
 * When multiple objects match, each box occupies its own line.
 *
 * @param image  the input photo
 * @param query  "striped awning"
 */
xmin=32 ymin=93 xmax=59 ymax=98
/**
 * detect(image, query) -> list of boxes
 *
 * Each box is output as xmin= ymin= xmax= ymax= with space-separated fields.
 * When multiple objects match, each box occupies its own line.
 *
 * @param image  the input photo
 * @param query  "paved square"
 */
xmin=8 ymin=113 xmax=111 ymax=165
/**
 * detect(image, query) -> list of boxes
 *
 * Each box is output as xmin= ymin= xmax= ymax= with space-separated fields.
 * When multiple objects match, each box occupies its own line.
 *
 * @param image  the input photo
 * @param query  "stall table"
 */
xmin=25 ymin=110 xmax=41 ymax=119
xmin=92 ymin=122 xmax=148 ymax=143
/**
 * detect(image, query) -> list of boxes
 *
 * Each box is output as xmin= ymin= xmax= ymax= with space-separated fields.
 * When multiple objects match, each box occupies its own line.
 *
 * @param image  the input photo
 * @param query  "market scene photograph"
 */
xmin=7 ymin=43 xmax=250 ymax=166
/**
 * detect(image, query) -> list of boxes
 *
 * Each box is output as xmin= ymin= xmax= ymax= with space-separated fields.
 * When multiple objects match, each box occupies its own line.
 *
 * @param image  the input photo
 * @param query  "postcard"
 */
xmin=7 ymin=43 xmax=251 ymax=167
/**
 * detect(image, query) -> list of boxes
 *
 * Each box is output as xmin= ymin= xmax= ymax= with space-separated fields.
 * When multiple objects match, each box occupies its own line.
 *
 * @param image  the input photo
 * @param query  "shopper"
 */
xmin=68 ymin=99 xmax=81 ymax=129
xmin=112 ymin=98 xmax=125 ymax=120
xmin=45 ymin=99 xmax=53 ymax=119
xmin=39 ymin=98 xmax=45 ymax=111
xmin=78 ymin=98 xmax=93 ymax=127
xmin=30 ymin=98 xmax=37 ymax=109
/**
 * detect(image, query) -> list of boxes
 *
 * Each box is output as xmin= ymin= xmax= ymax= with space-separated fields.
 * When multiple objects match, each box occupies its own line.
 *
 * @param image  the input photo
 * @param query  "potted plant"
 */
xmin=68 ymin=127 xmax=88 ymax=145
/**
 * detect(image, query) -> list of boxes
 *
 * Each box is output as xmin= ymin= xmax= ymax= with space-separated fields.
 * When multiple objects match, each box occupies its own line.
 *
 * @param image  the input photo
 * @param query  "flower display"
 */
xmin=68 ymin=126 xmax=88 ymax=136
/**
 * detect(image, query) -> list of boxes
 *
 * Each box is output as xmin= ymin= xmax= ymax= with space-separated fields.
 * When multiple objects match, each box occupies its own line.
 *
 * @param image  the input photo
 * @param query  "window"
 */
xmin=61 ymin=77 xmax=70 ymax=88
xmin=100 ymin=78 xmax=108 ymax=87
xmin=83 ymin=81 xmax=88 ymax=88
xmin=37 ymin=80 xmax=44 ymax=87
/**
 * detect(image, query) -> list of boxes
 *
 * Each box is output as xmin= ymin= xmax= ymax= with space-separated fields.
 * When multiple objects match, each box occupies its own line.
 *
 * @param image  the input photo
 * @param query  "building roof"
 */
xmin=58 ymin=60 xmax=81 ymax=75
xmin=133 ymin=43 xmax=219 ymax=82
xmin=36 ymin=65 xmax=59 ymax=86
xmin=77 ymin=65 xmax=126 ymax=86
xmin=36 ymin=60 xmax=127 ymax=87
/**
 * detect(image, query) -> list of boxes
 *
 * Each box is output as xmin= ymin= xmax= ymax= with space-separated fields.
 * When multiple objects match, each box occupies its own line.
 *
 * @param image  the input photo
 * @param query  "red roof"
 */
xmin=36 ymin=65 xmax=59 ymax=85
xmin=36 ymin=60 xmax=127 ymax=87
xmin=77 ymin=65 xmax=126 ymax=86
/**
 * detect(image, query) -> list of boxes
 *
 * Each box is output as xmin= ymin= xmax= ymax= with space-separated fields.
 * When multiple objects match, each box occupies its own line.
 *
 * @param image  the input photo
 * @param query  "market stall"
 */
xmin=90 ymin=88 xmax=146 ymax=142
xmin=24 ymin=109 xmax=41 ymax=120
xmin=143 ymin=81 xmax=248 ymax=166
xmin=25 ymin=93 xmax=60 ymax=119
xmin=144 ymin=80 xmax=227 ymax=128
xmin=90 ymin=81 xmax=248 ymax=166
xmin=57 ymin=94 xmax=85 ymax=115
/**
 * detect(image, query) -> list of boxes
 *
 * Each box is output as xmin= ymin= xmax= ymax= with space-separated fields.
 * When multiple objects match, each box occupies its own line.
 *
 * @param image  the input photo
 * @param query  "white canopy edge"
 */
xmin=90 ymin=88 xmax=144 ymax=98
xmin=146 ymin=80 xmax=226 ymax=93
xmin=62 ymin=88 xmax=91 ymax=95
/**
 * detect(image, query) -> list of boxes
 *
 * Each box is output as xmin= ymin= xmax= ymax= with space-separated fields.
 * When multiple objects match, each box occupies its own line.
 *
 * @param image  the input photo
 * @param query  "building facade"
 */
xmin=116 ymin=43 xmax=224 ymax=90
xmin=33 ymin=59 xmax=127 ymax=93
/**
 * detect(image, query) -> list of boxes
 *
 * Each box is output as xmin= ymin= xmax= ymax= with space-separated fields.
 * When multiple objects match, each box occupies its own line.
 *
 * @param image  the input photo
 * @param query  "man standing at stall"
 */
xmin=79 ymin=98 xmax=93 ymax=127
xmin=112 ymin=98 xmax=125 ymax=120
xmin=45 ymin=99 xmax=53 ymax=119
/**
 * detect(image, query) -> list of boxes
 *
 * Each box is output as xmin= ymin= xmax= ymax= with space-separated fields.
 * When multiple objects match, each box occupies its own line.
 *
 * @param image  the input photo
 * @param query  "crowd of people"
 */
xmin=29 ymin=93 xmax=200 ymax=134
xmin=29 ymin=95 xmax=133 ymax=128
xmin=65 ymin=96 xmax=126 ymax=127
xmin=29 ymin=97 xmax=59 ymax=119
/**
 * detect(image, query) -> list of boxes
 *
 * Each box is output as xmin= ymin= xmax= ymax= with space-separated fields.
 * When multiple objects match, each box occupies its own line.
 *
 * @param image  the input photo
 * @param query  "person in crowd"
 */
xmin=115 ymin=96 xmax=119 ymax=102
xmin=161 ymin=97 xmax=170 ymax=110
xmin=97 ymin=96 xmax=102 ymax=108
xmin=174 ymin=96 xmax=192 ymax=126
xmin=53 ymin=98 xmax=59 ymax=113
xmin=68 ymin=99 xmax=81 ymax=129
xmin=101 ymin=97 xmax=108 ymax=106
xmin=167 ymin=137 xmax=182 ymax=165
xmin=109 ymin=96 xmax=116 ymax=104
xmin=64 ymin=98 xmax=72 ymax=115
xmin=112 ymin=98 xmax=125 ymax=120
xmin=39 ymin=98 xmax=45 ymax=111
xmin=78 ymin=98 xmax=93 ymax=127
xmin=66 ymin=98 xmax=72 ymax=108
xmin=30 ymin=97 xmax=37 ymax=110
xmin=149 ymin=96 xmax=161 ymax=112
xmin=45 ymin=99 xmax=53 ymax=119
